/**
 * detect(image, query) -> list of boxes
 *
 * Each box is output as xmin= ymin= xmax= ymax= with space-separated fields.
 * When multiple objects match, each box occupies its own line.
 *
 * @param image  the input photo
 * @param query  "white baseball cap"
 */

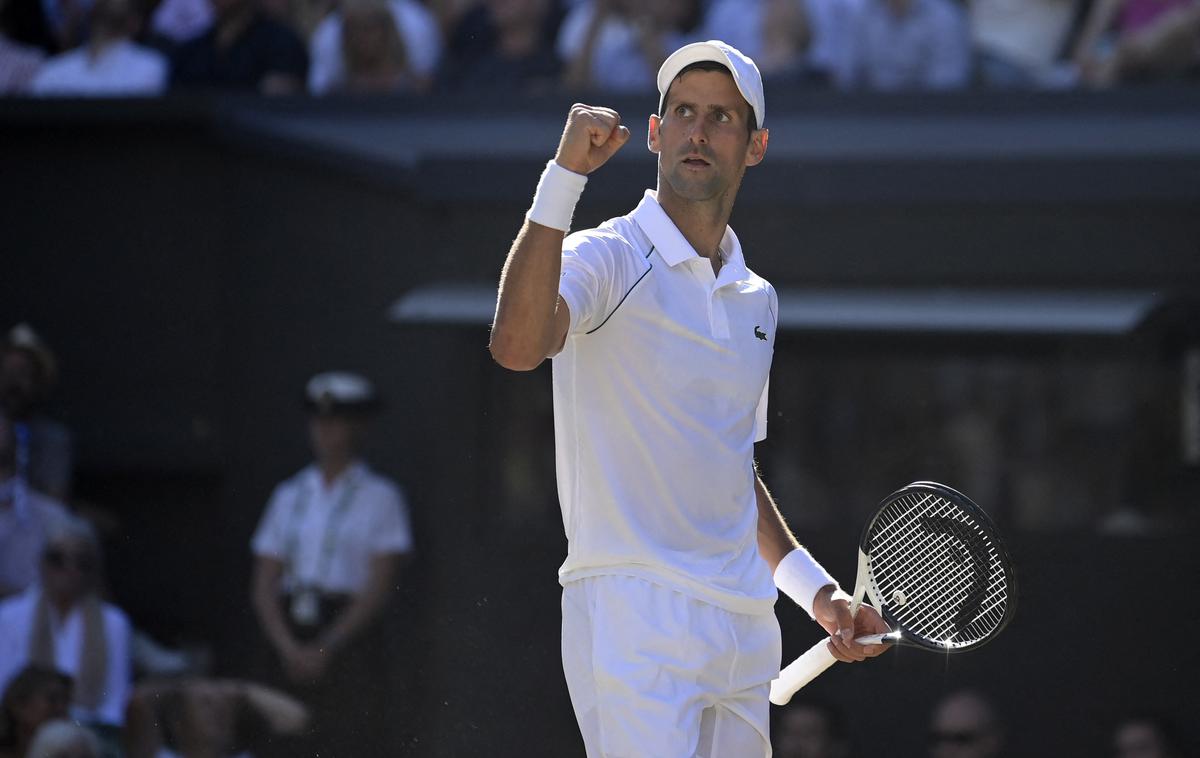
xmin=657 ymin=40 xmax=765 ymax=129
xmin=305 ymin=371 xmax=379 ymax=414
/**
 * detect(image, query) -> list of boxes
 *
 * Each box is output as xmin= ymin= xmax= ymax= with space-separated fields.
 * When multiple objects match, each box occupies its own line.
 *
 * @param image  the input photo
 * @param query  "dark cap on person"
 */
xmin=304 ymin=371 xmax=379 ymax=415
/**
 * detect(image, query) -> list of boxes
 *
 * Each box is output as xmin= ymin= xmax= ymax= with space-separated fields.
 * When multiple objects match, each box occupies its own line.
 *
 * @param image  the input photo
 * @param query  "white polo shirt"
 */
xmin=251 ymin=462 xmax=412 ymax=595
xmin=553 ymin=190 xmax=779 ymax=616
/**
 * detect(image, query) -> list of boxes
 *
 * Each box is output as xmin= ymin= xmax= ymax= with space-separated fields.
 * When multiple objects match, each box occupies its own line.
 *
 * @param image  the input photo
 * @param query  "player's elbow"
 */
xmin=488 ymin=330 xmax=546 ymax=372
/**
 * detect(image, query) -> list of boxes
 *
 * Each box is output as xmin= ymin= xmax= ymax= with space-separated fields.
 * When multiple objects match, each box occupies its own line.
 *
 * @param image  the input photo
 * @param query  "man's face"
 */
xmin=649 ymin=69 xmax=766 ymax=206
xmin=929 ymin=695 xmax=1002 ymax=758
xmin=776 ymin=706 xmax=845 ymax=758
xmin=309 ymin=414 xmax=359 ymax=462
xmin=41 ymin=537 xmax=98 ymax=604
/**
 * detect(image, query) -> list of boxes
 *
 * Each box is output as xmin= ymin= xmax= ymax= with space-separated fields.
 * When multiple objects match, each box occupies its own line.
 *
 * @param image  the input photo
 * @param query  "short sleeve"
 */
xmin=754 ymin=284 xmax=778 ymax=442
xmin=250 ymin=483 xmax=291 ymax=558
xmin=368 ymin=483 xmax=413 ymax=555
xmin=558 ymin=231 xmax=643 ymax=337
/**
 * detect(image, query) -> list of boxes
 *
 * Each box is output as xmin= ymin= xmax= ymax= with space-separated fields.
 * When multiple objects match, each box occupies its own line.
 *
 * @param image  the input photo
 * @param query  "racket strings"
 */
xmin=867 ymin=493 xmax=1011 ymax=646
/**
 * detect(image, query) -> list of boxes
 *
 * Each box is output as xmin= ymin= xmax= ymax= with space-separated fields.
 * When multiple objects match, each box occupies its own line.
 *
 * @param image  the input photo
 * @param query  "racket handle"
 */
xmin=770 ymin=638 xmax=838 ymax=706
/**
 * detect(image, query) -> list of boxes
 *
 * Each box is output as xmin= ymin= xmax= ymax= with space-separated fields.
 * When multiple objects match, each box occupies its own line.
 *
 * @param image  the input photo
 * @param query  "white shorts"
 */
xmin=561 ymin=574 xmax=782 ymax=758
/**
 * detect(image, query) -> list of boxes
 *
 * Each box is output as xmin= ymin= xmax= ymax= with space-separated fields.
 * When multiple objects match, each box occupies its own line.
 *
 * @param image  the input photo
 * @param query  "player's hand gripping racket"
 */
xmin=770 ymin=481 xmax=1017 ymax=705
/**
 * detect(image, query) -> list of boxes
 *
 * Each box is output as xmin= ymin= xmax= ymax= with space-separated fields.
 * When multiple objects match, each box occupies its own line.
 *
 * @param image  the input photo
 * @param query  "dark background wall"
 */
xmin=3 ymin=90 xmax=1199 ymax=755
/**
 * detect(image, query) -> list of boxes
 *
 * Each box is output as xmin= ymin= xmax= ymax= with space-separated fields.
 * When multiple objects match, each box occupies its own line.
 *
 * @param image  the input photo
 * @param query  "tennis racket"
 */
xmin=770 ymin=481 xmax=1017 ymax=706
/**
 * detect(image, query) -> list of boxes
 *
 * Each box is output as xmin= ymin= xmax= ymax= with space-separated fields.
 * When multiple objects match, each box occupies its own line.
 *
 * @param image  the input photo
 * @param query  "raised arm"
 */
xmin=488 ymin=104 xmax=630 ymax=371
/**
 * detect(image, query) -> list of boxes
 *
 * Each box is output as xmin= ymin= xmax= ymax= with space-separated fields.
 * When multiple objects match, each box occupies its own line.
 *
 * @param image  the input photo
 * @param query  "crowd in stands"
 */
xmin=0 ymin=0 xmax=1197 ymax=96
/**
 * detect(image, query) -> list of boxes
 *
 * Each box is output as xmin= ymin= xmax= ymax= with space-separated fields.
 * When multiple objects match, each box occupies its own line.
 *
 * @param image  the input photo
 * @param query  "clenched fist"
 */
xmin=555 ymin=104 xmax=632 ymax=176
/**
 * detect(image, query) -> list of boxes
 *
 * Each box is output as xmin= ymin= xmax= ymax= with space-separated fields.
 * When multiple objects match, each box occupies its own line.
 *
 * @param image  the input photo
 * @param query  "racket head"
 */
xmin=860 ymin=481 xmax=1017 ymax=653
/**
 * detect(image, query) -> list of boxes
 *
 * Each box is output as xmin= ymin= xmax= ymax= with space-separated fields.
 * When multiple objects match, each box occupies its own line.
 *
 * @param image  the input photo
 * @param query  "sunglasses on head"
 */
xmin=43 ymin=548 xmax=95 ymax=572
xmin=930 ymin=730 xmax=984 ymax=746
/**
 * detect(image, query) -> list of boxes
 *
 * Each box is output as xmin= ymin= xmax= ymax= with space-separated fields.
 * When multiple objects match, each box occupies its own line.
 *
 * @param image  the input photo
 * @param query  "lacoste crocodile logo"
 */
xmin=754 ymin=326 xmax=768 ymax=341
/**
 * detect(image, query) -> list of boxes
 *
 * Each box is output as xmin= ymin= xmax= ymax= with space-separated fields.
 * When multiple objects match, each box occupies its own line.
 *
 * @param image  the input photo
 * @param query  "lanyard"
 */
xmin=285 ymin=470 xmax=359 ymax=586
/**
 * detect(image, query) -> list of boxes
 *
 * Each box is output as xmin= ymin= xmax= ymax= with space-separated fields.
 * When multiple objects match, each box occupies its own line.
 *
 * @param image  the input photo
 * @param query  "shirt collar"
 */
xmin=631 ymin=190 xmax=750 ymax=284
xmin=304 ymin=461 xmax=365 ymax=494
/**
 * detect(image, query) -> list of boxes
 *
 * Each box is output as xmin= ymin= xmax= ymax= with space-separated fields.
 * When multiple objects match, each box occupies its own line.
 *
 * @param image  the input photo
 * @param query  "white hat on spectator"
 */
xmin=304 ymin=372 xmax=379 ymax=415
xmin=657 ymin=40 xmax=766 ymax=128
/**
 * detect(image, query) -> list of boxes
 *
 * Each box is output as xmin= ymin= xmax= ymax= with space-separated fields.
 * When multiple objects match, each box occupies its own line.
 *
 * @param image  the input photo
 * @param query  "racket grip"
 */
xmin=769 ymin=638 xmax=838 ymax=706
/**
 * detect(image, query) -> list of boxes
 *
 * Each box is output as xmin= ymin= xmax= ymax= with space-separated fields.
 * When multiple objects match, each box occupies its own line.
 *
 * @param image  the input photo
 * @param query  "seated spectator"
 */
xmin=124 ymin=678 xmax=308 ymax=758
xmin=0 ymin=410 xmax=70 ymax=600
xmin=25 ymin=720 xmax=99 ymax=758
xmin=837 ymin=0 xmax=971 ymax=90
xmin=0 ymin=516 xmax=133 ymax=734
xmin=0 ymin=666 xmax=72 ymax=758
xmin=171 ymin=0 xmax=308 ymax=93
xmin=0 ymin=326 xmax=72 ymax=502
xmin=698 ymin=0 xmax=864 ymax=85
xmin=307 ymin=0 xmax=438 ymax=94
xmin=969 ymin=0 xmax=1081 ymax=87
xmin=438 ymin=0 xmax=562 ymax=94
xmin=0 ymin=0 xmax=47 ymax=93
xmin=331 ymin=0 xmax=412 ymax=93
xmin=1112 ymin=713 xmax=1187 ymax=758
xmin=773 ymin=699 xmax=850 ymax=758
xmin=928 ymin=688 xmax=1005 ymax=758
xmin=1074 ymin=0 xmax=1200 ymax=86
xmin=30 ymin=0 xmax=167 ymax=95
xmin=558 ymin=0 xmax=704 ymax=92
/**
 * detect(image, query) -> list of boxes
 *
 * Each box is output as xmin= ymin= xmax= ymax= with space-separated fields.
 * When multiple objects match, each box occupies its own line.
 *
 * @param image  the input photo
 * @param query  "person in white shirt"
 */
xmin=250 ymin=371 xmax=412 ymax=757
xmin=30 ymin=0 xmax=167 ymax=96
xmin=490 ymin=39 xmax=890 ymax=757
xmin=0 ymin=515 xmax=132 ymax=732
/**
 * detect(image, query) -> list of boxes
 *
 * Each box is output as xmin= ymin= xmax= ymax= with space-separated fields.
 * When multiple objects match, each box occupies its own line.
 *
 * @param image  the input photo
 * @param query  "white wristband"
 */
xmin=775 ymin=547 xmax=839 ymax=620
xmin=526 ymin=160 xmax=587 ymax=232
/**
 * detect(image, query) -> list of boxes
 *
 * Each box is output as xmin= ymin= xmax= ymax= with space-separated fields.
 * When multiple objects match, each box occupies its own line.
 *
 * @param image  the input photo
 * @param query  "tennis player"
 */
xmin=489 ymin=40 xmax=891 ymax=757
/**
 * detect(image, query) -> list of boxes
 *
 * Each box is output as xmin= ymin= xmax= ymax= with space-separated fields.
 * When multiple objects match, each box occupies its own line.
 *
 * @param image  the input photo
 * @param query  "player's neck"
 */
xmin=656 ymin=184 xmax=734 ymax=275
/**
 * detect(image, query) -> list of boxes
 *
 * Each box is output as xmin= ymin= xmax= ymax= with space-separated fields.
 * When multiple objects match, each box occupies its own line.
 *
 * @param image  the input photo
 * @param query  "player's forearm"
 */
xmin=490 ymin=220 xmax=569 ymax=370
xmin=754 ymin=475 xmax=800 ymax=573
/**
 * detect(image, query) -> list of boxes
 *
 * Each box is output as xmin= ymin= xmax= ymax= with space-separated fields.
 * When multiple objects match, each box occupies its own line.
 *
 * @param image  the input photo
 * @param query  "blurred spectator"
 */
xmin=558 ymin=0 xmax=704 ymax=92
xmin=331 ymin=0 xmax=413 ymax=93
xmin=0 ymin=666 xmax=72 ymax=758
xmin=837 ymin=0 xmax=971 ymax=90
xmin=1074 ymin=0 xmax=1200 ymax=86
xmin=307 ymin=0 xmax=438 ymax=94
xmin=25 ymin=720 xmax=99 ymax=758
xmin=148 ymin=0 xmax=213 ymax=45
xmin=969 ymin=0 xmax=1082 ymax=87
xmin=124 ymin=678 xmax=308 ymax=758
xmin=1112 ymin=713 xmax=1187 ymax=758
xmin=0 ymin=0 xmax=47 ymax=93
xmin=700 ymin=0 xmax=860 ymax=85
xmin=0 ymin=410 xmax=70 ymax=600
xmin=773 ymin=700 xmax=850 ymax=758
xmin=30 ymin=0 xmax=167 ymax=95
xmin=928 ymin=688 xmax=1005 ymax=758
xmin=0 ymin=326 xmax=73 ymax=502
xmin=170 ymin=0 xmax=308 ymax=93
xmin=438 ymin=0 xmax=562 ymax=94
xmin=250 ymin=372 xmax=412 ymax=757
xmin=0 ymin=516 xmax=133 ymax=735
